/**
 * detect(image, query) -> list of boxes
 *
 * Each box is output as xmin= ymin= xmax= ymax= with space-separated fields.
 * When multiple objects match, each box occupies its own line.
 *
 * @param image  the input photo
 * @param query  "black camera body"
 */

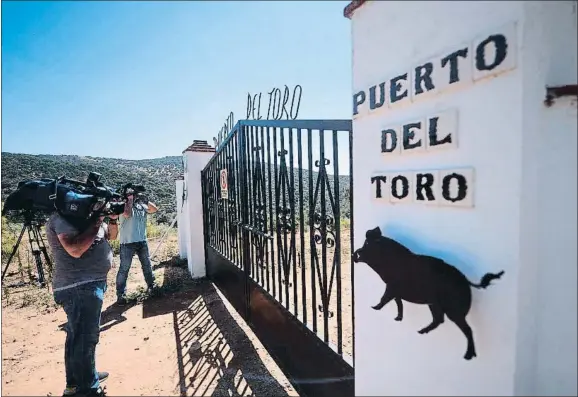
xmin=121 ymin=183 xmax=146 ymax=197
xmin=2 ymin=172 xmax=126 ymax=222
xmin=121 ymin=183 xmax=147 ymax=204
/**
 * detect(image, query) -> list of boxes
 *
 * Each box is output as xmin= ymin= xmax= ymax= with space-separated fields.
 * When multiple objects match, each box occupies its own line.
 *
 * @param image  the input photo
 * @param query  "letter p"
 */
xmin=353 ymin=91 xmax=366 ymax=116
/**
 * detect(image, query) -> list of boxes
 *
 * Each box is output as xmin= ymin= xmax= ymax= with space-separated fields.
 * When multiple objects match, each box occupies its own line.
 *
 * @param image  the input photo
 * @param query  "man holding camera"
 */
xmin=115 ymin=191 xmax=158 ymax=304
xmin=46 ymin=208 xmax=118 ymax=397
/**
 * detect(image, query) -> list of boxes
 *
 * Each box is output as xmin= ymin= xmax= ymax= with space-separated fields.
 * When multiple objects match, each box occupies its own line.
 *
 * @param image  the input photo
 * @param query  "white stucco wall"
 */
xmin=175 ymin=179 xmax=187 ymax=259
xmin=515 ymin=3 xmax=577 ymax=395
xmin=350 ymin=1 xmax=577 ymax=396
xmin=183 ymin=150 xmax=214 ymax=278
xmin=182 ymin=154 xmax=193 ymax=266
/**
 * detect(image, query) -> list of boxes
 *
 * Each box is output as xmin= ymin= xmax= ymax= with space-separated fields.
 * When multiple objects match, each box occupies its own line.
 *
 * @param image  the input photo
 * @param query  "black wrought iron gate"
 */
xmin=201 ymin=120 xmax=354 ymax=397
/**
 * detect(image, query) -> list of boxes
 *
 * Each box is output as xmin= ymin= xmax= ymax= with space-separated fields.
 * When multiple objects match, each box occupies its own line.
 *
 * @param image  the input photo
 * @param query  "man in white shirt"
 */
xmin=115 ymin=193 xmax=158 ymax=304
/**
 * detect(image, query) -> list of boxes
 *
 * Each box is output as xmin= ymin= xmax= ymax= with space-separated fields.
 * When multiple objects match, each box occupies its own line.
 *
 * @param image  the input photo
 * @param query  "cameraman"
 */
xmin=115 ymin=191 xmax=158 ymax=304
xmin=46 ymin=209 xmax=119 ymax=397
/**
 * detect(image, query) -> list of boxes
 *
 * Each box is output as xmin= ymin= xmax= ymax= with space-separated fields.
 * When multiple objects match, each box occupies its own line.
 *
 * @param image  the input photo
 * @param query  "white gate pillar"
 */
xmin=175 ymin=179 xmax=187 ymax=259
xmin=182 ymin=140 xmax=215 ymax=278
xmin=346 ymin=1 xmax=577 ymax=396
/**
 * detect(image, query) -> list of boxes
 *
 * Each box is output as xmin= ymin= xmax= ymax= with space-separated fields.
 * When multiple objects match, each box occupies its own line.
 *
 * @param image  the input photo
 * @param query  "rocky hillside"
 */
xmin=1 ymin=152 xmax=353 ymax=225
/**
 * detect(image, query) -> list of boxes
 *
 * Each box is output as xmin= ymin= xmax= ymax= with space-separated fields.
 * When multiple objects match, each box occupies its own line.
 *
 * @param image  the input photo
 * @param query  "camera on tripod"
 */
xmin=1 ymin=214 xmax=52 ymax=288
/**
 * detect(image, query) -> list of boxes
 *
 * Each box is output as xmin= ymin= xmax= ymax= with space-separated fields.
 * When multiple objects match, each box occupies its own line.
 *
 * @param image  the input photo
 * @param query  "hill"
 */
xmin=0 ymin=152 xmax=352 ymax=225
xmin=1 ymin=152 xmax=183 ymax=223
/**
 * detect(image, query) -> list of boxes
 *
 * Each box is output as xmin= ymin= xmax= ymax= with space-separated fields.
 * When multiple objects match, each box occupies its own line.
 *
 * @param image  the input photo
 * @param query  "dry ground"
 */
xmin=1 ymin=233 xmax=299 ymax=397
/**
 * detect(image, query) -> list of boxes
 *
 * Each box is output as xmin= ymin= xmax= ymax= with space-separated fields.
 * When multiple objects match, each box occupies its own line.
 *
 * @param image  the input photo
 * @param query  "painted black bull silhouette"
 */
xmin=352 ymin=227 xmax=504 ymax=360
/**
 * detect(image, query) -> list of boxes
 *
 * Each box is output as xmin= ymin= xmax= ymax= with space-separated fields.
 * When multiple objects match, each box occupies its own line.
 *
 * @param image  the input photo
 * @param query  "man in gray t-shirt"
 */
xmin=46 ymin=212 xmax=118 ymax=397
xmin=47 ymin=215 xmax=113 ymax=292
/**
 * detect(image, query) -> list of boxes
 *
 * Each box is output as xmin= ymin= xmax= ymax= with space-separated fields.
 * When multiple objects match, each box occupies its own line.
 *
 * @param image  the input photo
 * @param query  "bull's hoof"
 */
xmin=394 ymin=316 xmax=403 ymax=321
xmin=464 ymin=351 xmax=477 ymax=360
xmin=371 ymin=305 xmax=382 ymax=310
xmin=418 ymin=328 xmax=429 ymax=334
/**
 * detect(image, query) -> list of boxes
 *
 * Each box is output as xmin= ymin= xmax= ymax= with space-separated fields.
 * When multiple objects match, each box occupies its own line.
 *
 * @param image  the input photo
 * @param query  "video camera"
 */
xmin=121 ymin=183 xmax=146 ymax=199
xmin=2 ymin=172 xmax=125 ymax=222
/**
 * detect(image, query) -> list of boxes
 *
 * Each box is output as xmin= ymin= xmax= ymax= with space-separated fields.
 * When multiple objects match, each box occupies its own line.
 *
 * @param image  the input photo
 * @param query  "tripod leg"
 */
xmin=28 ymin=227 xmax=46 ymax=287
xmin=34 ymin=225 xmax=53 ymax=275
xmin=33 ymin=251 xmax=46 ymax=287
xmin=1 ymin=224 xmax=27 ymax=282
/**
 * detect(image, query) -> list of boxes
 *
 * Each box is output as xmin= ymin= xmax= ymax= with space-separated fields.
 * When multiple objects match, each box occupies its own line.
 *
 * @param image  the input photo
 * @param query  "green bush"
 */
xmin=109 ymin=239 xmax=120 ymax=255
xmin=1 ymin=216 xmax=21 ymax=264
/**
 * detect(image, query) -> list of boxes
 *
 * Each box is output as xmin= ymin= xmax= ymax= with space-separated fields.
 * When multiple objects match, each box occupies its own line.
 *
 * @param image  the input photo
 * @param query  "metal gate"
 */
xmin=201 ymin=119 xmax=354 ymax=397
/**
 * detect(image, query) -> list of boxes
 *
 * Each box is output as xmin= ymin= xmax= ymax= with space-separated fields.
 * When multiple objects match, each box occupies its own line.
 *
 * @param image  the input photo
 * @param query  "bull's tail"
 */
xmin=468 ymin=270 xmax=505 ymax=289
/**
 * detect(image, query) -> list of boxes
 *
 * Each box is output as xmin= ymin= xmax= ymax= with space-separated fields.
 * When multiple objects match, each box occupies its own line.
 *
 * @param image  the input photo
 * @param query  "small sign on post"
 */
xmin=220 ymin=169 xmax=228 ymax=200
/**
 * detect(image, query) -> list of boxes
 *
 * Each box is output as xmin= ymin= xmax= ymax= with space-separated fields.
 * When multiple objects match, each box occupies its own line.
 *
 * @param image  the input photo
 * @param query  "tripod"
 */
xmin=1 ymin=217 xmax=53 ymax=288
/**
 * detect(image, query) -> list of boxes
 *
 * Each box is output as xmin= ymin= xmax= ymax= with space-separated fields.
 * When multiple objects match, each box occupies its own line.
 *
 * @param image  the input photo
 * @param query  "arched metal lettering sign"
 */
xmin=213 ymin=112 xmax=235 ymax=151
xmin=246 ymin=85 xmax=303 ymax=120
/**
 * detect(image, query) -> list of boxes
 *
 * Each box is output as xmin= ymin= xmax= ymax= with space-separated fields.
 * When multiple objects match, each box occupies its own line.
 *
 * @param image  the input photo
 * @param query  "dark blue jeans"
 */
xmin=116 ymin=241 xmax=155 ymax=299
xmin=54 ymin=281 xmax=106 ymax=394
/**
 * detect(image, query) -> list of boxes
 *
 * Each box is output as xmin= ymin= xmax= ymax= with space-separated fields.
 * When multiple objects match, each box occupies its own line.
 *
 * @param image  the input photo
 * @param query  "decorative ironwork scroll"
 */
xmin=311 ymin=157 xmax=338 ymax=319
xmin=205 ymin=173 xmax=216 ymax=242
xmin=276 ymin=148 xmax=295 ymax=287
xmin=251 ymin=143 xmax=269 ymax=273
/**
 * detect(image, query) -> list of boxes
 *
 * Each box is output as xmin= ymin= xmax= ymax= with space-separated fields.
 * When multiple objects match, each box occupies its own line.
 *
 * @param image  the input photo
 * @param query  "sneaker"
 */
xmin=116 ymin=296 xmax=127 ymax=305
xmin=97 ymin=372 xmax=109 ymax=383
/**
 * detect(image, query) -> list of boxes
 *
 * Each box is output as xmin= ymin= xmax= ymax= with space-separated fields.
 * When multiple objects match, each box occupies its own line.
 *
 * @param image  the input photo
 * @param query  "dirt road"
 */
xmin=1 ymin=239 xmax=298 ymax=396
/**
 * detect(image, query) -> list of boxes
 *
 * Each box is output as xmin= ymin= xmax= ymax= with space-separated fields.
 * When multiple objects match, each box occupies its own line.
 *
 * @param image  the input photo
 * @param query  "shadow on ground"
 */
xmin=59 ymin=297 xmax=137 ymax=334
xmin=152 ymin=255 xmax=182 ymax=271
xmin=141 ymin=262 xmax=291 ymax=397
xmin=99 ymin=255 xmax=183 ymax=333
xmin=99 ymin=301 xmax=137 ymax=332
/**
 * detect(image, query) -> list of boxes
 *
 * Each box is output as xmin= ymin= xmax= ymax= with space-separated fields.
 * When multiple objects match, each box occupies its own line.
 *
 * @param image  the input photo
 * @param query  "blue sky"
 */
xmin=1 ymin=0 xmax=352 ymax=160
